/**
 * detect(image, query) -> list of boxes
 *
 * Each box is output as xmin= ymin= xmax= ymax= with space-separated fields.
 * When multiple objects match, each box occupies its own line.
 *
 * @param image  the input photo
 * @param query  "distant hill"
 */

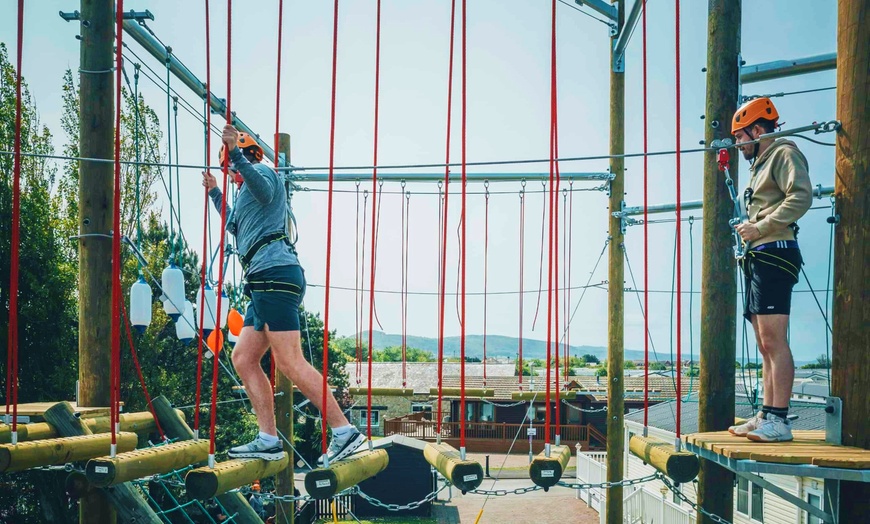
xmin=360 ymin=331 xmax=648 ymax=362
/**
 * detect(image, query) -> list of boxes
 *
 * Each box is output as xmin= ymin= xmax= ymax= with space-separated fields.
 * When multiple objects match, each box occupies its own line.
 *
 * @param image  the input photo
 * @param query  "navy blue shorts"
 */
xmin=741 ymin=246 xmax=801 ymax=320
xmin=243 ymin=265 xmax=306 ymax=332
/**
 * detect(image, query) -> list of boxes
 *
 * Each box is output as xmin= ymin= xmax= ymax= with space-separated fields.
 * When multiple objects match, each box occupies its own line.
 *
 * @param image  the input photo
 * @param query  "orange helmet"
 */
xmin=732 ymin=97 xmax=779 ymax=134
xmin=219 ymin=131 xmax=264 ymax=164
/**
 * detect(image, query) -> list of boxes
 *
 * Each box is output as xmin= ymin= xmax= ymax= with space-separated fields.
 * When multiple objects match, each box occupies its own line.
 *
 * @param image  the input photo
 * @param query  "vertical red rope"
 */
xmin=322 ymin=0 xmax=341 ymax=454
xmin=459 ymin=0 xmax=467 ymax=451
xmin=482 ymin=184 xmax=489 ymax=387
xmin=544 ymin=0 xmax=558 ymax=446
xmin=366 ymin=0 xmax=381 ymax=441
xmin=552 ymin=0 xmax=561 ymax=440
xmin=111 ymin=0 xmax=125 ymax=451
xmin=120 ymin=301 xmax=167 ymax=441
xmin=518 ymin=188 xmax=525 ymax=389
xmin=195 ymin=0 xmax=212 ymax=436
xmin=5 ymin=0 xmax=24 ymax=435
xmin=210 ymin=0 xmax=232 ymax=460
xmin=642 ymin=0 xmax=650 ymax=429
xmin=270 ymin=0 xmax=284 ymax=395
xmin=675 ymin=0 xmax=683 ymax=439
xmin=437 ymin=0 xmax=456 ymax=435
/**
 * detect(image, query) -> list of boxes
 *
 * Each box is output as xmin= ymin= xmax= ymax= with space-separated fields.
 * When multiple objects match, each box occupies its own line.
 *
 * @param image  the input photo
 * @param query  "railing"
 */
xmin=575 ymin=450 xmax=608 ymax=513
xmin=384 ymin=419 xmax=590 ymax=444
xmin=624 ymin=485 xmax=696 ymax=524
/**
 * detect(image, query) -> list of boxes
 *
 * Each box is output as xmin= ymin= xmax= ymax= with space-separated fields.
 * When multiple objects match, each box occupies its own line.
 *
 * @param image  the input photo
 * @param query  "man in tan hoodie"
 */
xmin=726 ymin=97 xmax=813 ymax=443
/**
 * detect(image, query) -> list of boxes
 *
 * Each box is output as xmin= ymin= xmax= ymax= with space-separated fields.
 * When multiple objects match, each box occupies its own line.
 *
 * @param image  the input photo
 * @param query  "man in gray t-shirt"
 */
xmin=201 ymin=125 xmax=365 ymax=464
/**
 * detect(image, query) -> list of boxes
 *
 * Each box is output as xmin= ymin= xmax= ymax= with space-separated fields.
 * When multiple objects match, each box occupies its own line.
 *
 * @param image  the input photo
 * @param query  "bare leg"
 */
xmin=755 ymin=314 xmax=794 ymax=408
xmin=750 ymin=315 xmax=774 ymax=407
xmin=230 ymin=326 xmax=275 ymax=435
xmin=266 ymin=329 xmax=350 ymax=428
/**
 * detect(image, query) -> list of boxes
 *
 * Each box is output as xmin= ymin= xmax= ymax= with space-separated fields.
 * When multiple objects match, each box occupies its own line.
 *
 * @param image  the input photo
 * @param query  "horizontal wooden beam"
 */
xmin=629 ymin=435 xmax=700 ymax=484
xmin=185 ymin=454 xmax=290 ymax=500
xmin=0 ymin=432 xmax=138 ymax=473
xmin=1 ymin=411 xmax=170 ymax=444
xmin=429 ymin=388 xmax=494 ymax=398
xmin=349 ymin=387 xmax=415 ymax=397
xmin=304 ymin=449 xmax=389 ymax=499
xmin=423 ymin=442 xmax=483 ymax=493
xmin=86 ymin=440 xmax=210 ymax=487
xmin=529 ymin=445 xmax=571 ymax=490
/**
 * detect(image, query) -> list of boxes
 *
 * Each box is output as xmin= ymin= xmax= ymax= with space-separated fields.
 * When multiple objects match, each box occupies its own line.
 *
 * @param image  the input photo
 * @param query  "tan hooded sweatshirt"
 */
xmin=743 ymin=139 xmax=813 ymax=248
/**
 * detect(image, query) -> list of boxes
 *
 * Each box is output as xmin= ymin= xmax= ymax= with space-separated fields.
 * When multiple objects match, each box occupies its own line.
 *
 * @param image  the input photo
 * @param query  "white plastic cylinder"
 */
xmin=175 ymin=301 xmax=196 ymax=344
xmin=161 ymin=264 xmax=186 ymax=320
xmin=196 ymin=285 xmax=218 ymax=333
xmin=219 ymin=291 xmax=230 ymax=329
xmin=129 ymin=277 xmax=152 ymax=334
xmin=227 ymin=330 xmax=239 ymax=347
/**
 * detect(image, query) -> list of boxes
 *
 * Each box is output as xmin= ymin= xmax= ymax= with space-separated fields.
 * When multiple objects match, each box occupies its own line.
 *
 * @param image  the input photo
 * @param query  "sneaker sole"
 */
xmin=228 ymin=451 xmax=287 ymax=462
xmin=746 ymin=434 xmax=793 ymax=443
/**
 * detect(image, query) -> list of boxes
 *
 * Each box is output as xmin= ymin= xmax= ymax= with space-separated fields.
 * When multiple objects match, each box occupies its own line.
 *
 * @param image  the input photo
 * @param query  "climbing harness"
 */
xmin=717 ymin=147 xmax=747 ymax=259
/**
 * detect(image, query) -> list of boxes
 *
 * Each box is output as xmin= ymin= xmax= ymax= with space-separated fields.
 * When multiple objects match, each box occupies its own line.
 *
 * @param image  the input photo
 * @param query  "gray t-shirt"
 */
xmin=209 ymin=146 xmax=299 ymax=275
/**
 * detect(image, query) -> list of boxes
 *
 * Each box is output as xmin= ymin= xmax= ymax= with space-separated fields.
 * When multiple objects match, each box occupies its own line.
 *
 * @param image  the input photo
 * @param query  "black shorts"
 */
xmin=741 ymin=246 xmax=801 ymax=320
xmin=243 ymin=264 xmax=306 ymax=332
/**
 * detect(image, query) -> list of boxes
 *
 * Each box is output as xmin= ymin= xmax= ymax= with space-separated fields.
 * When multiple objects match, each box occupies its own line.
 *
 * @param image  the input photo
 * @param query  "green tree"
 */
xmin=582 ymin=354 xmax=600 ymax=364
xmin=373 ymin=345 xmax=435 ymax=362
xmin=649 ymin=362 xmax=667 ymax=371
xmin=800 ymin=354 xmax=832 ymax=369
xmin=624 ymin=361 xmax=637 ymax=369
xmin=595 ymin=366 xmax=608 ymax=377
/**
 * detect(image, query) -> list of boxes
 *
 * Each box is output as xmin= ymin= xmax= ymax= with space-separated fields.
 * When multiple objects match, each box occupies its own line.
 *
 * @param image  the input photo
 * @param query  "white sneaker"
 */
xmin=729 ymin=411 xmax=764 ymax=437
xmin=747 ymin=413 xmax=793 ymax=443
xmin=317 ymin=428 xmax=366 ymax=466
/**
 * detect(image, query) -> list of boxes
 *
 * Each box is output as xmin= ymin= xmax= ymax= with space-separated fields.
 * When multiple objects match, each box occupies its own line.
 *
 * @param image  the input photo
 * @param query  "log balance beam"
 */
xmin=0 ymin=411 xmax=162 ymax=444
xmin=349 ymin=387 xmax=415 ymax=397
xmin=305 ymin=448 xmax=389 ymax=499
xmin=86 ymin=440 xmax=209 ymax=487
xmin=429 ymin=388 xmax=494 ymax=398
xmin=629 ymin=435 xmax=700 ymax=484
xmin=0 ymin=432 xmax=138 ymax=473
xmin=423 ymin=442 xmax=483 ymax=493
xmin=529 ymin=444 xmax=572 ymax=490
xmin=185 ymin=454 xmax=290 ymax=500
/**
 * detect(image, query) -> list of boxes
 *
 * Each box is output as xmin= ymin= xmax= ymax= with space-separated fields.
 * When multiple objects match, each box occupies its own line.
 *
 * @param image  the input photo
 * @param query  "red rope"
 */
xmin=459 ymin=0 xmax=467 ymax=451
xmin=482 ymin=184 xmax=489 ymax=387
xmin=195 ymin=0 xmax=213 ymax=437
xmin=321 ymin=0 xmax=341 ymax=453
xmin=518 ymin=188 xmax=525 ymax=389
xmin=5 ymin=0 xmax=24 ymax=435
xmin=642 ymin=0 xmax=650 ymax=429
xmin=437 ymin=0 xmax=456 ymax=436
xmin=544 ymin=0 xmax=556 ymax=445
xmin=675 ymin=0 xmax=683 ymax=439
xmin=210 ymin=0 xmax=232 ymax=459
xmin=552 ymin=0 xmax=561 ymax=439
xmin=270 ymin=0 xmax=284 ymax=395
xmin=120 ymin=301 xmax=167 ymax=441
xmin=111 ymin=0 xmax=125 ymax=450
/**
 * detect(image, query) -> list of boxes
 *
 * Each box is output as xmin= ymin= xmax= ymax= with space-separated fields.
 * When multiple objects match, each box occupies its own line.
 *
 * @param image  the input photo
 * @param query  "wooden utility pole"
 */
xmin=697 ymin=1 xmax=739 ymax=522
xmin=274 ymin=133 xmax=295 ymax=524
xmin=832 ymin=1 xmax=870 ymax=520
xmin=605 ymin=1 xmax=625 ymax=522
xmin=78 ymin=0 xmax=115 ymax=521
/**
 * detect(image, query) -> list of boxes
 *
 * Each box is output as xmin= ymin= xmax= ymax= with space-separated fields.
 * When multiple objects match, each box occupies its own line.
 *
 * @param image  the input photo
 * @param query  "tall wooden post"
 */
xmin=832 ymin=1 xmax=870 ymax=520
xmin=274 ymin=133 xmax=295 ymax=524
xmin=605 ymin=1 xmax=625 ymax=522
xmin=697 ymin=1 xmax=739 ymax=522
xmin=78 ymin=0 xmax=115 ymax=522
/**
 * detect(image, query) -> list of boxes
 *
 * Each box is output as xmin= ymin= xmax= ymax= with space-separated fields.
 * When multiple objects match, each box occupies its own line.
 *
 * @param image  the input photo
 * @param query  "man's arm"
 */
xmin=207 ymin=187 xmax=237 ymax=236
xmin=229 ymin=147 xmax=276 ymax=204
xmin=754 ymin=148 xmax=813 ymax=237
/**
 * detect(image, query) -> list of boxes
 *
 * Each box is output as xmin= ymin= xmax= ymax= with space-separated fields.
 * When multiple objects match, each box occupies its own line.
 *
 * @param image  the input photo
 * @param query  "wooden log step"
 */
xmin=629 ymin=435 xmax=699 ymax=484
xmin=0 ymin=411 xmax=161 ymax=444
xmin=0 ymin=432 xmax=138 ymax=473
xmin=185 ymin=454 xmax=290 ymax=500
xmin=85 ymin=440 xmax=210 ymax=487
xmin=423 ymin=442 xmax=483 ymax=493
xmin=349 ymin=387 xmax=415 ymax=397
xmin=304 ymin=449 xmax=389 ymax=499
xmin=529 ymin=445 xmax=571 ymax=490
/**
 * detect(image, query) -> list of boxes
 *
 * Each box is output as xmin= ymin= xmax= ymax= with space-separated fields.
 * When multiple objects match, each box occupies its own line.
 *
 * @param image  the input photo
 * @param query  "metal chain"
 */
xmin=468 ymin=485 xmax=542 ymax=497
xmin=658 ymin=473 xmax=733 ymax=524
xmin=561 ymin=399 xmax=608 ymax=413
xmin=481 ymin=398 xmax=529 ymax=408
xmin=355 ymin=484 xmax=447 ymax=512
xmin=556 ymin=472 xmax=659 ymax=491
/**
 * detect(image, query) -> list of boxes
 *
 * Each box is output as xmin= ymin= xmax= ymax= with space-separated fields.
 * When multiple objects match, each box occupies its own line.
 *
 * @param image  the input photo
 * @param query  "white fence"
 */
xmin=575 ymin=450 xmax=695 ymax=524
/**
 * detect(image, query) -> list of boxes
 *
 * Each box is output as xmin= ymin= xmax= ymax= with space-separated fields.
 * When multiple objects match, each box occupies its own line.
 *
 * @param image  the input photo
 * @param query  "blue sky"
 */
xmin=0 ymin=1 xmax=838 ymax=362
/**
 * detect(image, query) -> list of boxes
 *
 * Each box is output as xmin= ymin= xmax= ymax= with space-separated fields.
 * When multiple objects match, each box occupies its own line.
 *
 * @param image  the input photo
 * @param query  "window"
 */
xmin=806 ymin=490 xmax=823 ymax=524
xmin=466 ymin=403 xmax=477 ymax=422
xmin=360 ymin=410 xmax=379 ymax=426
xmin=411 ymin=403 xmax=432 ymax=413
xmin=737 ymin=477 xmax=764 ymax=522
xmin=481 ymin=403 xmax=494 ymax=422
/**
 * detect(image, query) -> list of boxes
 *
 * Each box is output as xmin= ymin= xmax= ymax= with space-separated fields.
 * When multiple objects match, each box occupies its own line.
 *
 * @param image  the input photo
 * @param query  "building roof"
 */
xmin=624 ymin=393 xmax=827 ymax=434
xmin=441 ymin=374 xmax=681 ymax=401
xmin=343 ymin=362 xmax=515 ymax=394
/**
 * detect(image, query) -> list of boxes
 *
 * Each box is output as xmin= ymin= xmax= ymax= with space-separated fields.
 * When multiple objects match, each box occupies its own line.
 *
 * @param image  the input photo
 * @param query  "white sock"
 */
xmin=333 ymin=424 xmax=354 ymax=436
xmin=258 ymin=432 xmax=279 ymax=445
